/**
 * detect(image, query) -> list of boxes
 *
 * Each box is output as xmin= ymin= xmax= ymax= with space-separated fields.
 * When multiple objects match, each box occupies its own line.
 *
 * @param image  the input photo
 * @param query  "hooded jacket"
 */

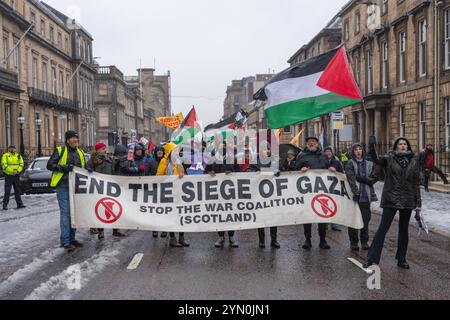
xmin=114 ymin=144 xmax=139 ymax=176
xmin=156 ymin=143 xmax=185 ymax=176
xmin=89 ymin=150 xmax=114 ymax=175
xmin=345 ymin=143 xmax=378 ymax=203
xmin=369 ymin=137 xmax=421 ymax=210
xmin=148 ymin=147 xmax=165 ymax=176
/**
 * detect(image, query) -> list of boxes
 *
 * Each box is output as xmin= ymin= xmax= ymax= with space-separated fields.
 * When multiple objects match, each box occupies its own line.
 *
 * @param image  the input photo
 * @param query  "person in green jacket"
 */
xmin=2 ymin=145 xmax=26 ymax=211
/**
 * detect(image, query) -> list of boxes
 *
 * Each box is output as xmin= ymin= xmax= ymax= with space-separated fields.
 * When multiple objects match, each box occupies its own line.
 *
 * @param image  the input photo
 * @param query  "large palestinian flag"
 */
xmin=171 ymin=107 xmax=199 ymax=145
xmin=254 ymin=46 xmax=363 ymax=129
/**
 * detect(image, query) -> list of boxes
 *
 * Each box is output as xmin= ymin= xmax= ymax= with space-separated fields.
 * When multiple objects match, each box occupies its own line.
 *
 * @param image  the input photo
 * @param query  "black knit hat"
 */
xmin=65 ymin=130 xmax=79 ymax=141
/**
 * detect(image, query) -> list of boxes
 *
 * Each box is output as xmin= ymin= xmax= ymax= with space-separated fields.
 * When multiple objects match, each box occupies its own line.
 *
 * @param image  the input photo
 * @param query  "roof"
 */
xmin=40 ymin=1 xmax=94 ymax=39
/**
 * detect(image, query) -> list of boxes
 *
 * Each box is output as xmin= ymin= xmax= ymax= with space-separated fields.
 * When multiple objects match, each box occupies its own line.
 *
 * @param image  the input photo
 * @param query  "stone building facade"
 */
xmin=341 ymin=0 xmax=450 ymax=176
xmin=0 ymin=0 xmax=80 ymax=158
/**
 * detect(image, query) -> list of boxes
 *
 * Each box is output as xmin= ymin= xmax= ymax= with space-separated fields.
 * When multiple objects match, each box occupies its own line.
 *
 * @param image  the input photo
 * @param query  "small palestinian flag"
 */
xmin=204 ymin=110 xmax=248 ymax=142
xmin=171 ymin=107 xmax=200 ymax=145
xmin=254 ymin=46 xmax=363 ymax=129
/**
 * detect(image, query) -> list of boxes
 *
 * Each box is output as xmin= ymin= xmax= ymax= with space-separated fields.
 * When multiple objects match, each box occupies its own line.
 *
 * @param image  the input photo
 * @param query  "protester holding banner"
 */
xmin=148 ymin=146 xmax=166 ymax=238
xmin=114 ymin=144 xmax=139 ymax=176
xmin=295 ymin=137 xmax=337 ymax=250
xmin=47 ymin=130 xmax=86 ymax=253
xmin=206 ymin=142 xmax=240 ymax=248
xmin=281 ymin=148 xmax=297 ymax=172
xmin=133 ymin=143 xmax=150 ymax=176
xmin=345 ymin=143 xmax=378 ymax=251
xmin=89 ymin=142 xmax=126 ymax=240
xmin=324 ymin=146 xmax=344 ymax=232
xmin=157 ymin=142 xmax=189 ymax=248
xmin=365 ymin=137 xmax=422 ymax=270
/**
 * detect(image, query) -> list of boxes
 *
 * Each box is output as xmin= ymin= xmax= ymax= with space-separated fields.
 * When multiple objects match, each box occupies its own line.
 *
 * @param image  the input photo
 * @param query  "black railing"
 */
xmin=28 ymin=87 xmax=79 ymax=112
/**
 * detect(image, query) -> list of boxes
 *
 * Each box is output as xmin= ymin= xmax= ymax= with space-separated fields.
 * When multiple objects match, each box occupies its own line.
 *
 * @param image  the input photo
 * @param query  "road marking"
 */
xmin=347 ymin=257 xmax=374 ymax=275
xmin=127 ymin=253 xmax=144 ymax=270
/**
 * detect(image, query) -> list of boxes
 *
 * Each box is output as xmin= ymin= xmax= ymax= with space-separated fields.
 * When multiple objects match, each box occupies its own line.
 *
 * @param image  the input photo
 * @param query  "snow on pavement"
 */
xmin=374 ymin=183 xmax=450 ymax=236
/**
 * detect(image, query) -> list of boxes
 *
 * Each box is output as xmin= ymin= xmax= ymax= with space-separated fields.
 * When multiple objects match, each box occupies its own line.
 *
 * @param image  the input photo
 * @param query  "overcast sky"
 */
xmin=44 ymin=0 xmax=349 ymax=125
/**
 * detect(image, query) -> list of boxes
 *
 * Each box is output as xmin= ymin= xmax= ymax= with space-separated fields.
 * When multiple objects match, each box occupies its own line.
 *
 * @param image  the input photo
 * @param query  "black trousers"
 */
xmin=424 ymin=167 xmax=449 ymax=189
xmin=218 ymin=231 xmax=235 ymax=237
xmin=368 ymin=208 xmax=412 ymax=264
xmin=304 ymin=224 xmax=327 ymax=239
xmin=258 ymin=227 xmax=277 ymax=243
xmin=2 ymin=175 xmax=23 ymax=207
xmin=348 ymin=202 xmax=372 ymax=245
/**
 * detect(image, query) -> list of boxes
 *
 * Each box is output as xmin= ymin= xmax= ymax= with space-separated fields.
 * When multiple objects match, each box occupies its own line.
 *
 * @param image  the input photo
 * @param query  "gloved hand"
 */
xmin=87 ymin=167 xmax=94 ymax=174
xmin=353 ymin=194 xmax=360 ymax=202
xmin=139 ymin=165 xmax=147 ymax=173
xmin=274 ymin=170 xmax=281 ymax=177
xmin=67 ymin=164 xmax=74 ymax=172
xmin=356 ymin=175 xmax=368 ymax=184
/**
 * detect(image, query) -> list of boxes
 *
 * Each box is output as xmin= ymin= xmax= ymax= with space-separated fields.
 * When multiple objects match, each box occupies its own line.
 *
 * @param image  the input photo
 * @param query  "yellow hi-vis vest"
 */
xmin=1 ymin=152 xmax=24 ymax=176
xmin=50 ymin=146 xmax=85 ymax=187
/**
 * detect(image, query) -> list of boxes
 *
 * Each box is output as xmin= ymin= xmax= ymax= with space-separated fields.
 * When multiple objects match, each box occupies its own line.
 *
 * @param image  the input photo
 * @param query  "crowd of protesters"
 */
xmin=3 ymin=128 xmax=448 ymax=270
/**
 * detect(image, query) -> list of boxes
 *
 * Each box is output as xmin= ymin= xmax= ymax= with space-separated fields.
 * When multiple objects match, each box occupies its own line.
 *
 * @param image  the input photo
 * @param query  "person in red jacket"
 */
xmin=419 ymin=144 xmax=449 ymax=192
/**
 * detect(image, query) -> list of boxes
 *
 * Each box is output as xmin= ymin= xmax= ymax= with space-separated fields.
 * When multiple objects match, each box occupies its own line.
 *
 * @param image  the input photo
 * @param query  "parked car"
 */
xmin=19 ymin=157 xmax=55 ymax=195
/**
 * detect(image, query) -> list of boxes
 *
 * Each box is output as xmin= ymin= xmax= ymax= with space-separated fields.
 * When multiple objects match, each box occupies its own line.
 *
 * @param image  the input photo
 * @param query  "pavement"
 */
xmin=0 ymin=191 xmax=449 ymax=300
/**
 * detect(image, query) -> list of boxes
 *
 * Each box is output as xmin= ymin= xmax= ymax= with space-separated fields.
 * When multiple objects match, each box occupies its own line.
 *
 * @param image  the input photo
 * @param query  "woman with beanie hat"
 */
xmin=364 ymin=136 xmax=422 ymax=270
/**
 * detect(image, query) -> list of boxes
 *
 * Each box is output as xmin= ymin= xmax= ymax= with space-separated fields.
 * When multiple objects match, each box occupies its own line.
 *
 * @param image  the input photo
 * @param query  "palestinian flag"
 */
xmin=171 ymin=107 xmax=200 ymax=145
xmin=254 ymin=46 xmax=363 ymax=129
xmin=204 ymin=113 xmax=239 ymax=141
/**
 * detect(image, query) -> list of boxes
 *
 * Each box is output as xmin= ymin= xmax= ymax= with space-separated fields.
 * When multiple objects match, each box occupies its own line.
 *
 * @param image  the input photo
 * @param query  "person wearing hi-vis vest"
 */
xmin=47 ymin=131 xmax=86 ymax=253
xmin=2 ymin=145 xmax=26 ymax=211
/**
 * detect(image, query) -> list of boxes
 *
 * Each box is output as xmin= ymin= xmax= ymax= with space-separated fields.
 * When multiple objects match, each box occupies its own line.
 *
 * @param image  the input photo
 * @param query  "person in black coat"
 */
xmin=205 ymin=142 xmax=240 ymax=248
xmin=148 ymin=147 xmax=166 ymax=238
xmin=295 ymin=137 xmax=338 ymax=250
xmin=364 ymin=136 xmax=422 ymax=270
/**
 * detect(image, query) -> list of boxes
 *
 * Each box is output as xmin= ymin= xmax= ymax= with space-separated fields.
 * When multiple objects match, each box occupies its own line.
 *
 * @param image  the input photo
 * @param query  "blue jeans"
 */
xmin=57 ymin=187 xmax=76 ymax=247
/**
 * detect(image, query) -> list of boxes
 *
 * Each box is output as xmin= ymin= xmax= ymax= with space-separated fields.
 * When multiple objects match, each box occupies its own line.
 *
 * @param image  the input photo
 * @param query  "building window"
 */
xmin=65 ymin=37 xmax=69 ymax=51
xmin=80 ymin=78 xmax=84 ymax=109
xmin=355 ymin=12 xmax=361 ymax=34
xmin=3 ymin=34 xmax=9 ymax=68
xmin=44 ymin=114 xmax=50 ymax=147
xmin=419 ymin=102 xmax=426 ymax=150
xmin=42 ymin=63 xmax=47 ymax=91
xmin=418 ymin=20 xmax=427 ymax=77
xmin=284 ymin=126 xmax=291 ymax=134
xmin=382 ymin=0 xmax=388 ymax=15
xmin=366 ymin=48 xmax=373 ymax=94
xmin=51 ymin=67 xmax=57 ymax=95
xmin=446 ymin=98 xmax=450 ymax=151
xmin=399 ymin=32 xmax=406 ymax=83
xmin=35 ymin=113 xmax=40 ymax=145
xmin=30 ymin=11 xmax=36 ymax=25
xmin=11 ymin=0 xmax=17 ymax=11
xmin=13 ymin=38 xmax=19 ymax=73
xmin=49 ymin=26 xmax=54 ymax=43
xmin=445 ymin=9 xmax=450 ymax=69
xmin=59 ymin=71 xmax=64 ymax=96
xmin=344 ymin=20 xmax=349 ymax=41
xmin=40 ymin=19 xmax=45 ymax=35
xmin=400 ymin=106 xmax=406 ymax=137
xmin=57 ymin=33 xmax=62 ymax=48
xmin=354 ymin=54 xmax=361 ymax=85
xmin=5 ymin=102 xmax=12 ymax=146
xmin=32 ymin=58 xmax=38 ymax=88
xmin=381 ymin=41 xmax=388 ymax=89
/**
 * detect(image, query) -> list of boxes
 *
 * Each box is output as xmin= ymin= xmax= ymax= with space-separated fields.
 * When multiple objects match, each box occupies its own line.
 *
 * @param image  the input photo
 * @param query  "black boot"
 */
xmin=271 ymin=240 xmax=281 ymax=249
xmin=350 ymin=242 xmax=360 ymax=251
xmin=302 ymin=238 xmax=312 ymax=250
xmin=397 ymin=261 xmax=410 ymax=270
xmin=152 ymin=232 xmax=158 ymax=238
xmin=319 ymin=238 xmax=331 ymax=250
xmin=363 ymin=260 xmax=375 ymax=269
xmin=361 ymin=242 xmax=370 ymax=251
xmin=17 ymin=204 xmax=26 ymax=209
xmin=2 ymin=205 xmax=7 ymax=211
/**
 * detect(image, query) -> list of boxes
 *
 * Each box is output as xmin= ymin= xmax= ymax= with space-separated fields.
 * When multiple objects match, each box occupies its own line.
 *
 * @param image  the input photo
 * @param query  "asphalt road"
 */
xmin=0 ymin=203 xmax=449 ymax=300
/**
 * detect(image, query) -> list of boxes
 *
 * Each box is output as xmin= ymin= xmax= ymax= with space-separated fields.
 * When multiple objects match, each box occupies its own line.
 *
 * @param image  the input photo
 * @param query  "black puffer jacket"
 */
xmin=295 ymin=147 xmax=332 ymax=170
xmin=113 ymin=144 xmax=139 ymax=176
xmin=369 ymin=137 xmax=422 ymax=210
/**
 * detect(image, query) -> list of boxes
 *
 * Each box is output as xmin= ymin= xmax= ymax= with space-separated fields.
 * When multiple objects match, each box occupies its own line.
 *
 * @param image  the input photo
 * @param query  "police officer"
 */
xmin=2 ymin=145 xmax=26 ymax=211
xmin=47 ymin=131 xmax=86 ymax=253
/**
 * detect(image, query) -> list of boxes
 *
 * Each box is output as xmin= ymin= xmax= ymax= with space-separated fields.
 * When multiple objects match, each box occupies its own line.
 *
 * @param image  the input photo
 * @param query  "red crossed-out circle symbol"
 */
xmin=311 ymin=194 xmax=337 ymax=219
xmin=95 ymin=198 xmax=123 ymax=224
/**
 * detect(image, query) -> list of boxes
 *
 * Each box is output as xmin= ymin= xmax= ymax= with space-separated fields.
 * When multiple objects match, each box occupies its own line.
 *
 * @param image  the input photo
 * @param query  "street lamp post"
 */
xmin=17 ymin=113 xmax=25 ymax=157
xmin=35 ymin=116 xmax=42 ymax=157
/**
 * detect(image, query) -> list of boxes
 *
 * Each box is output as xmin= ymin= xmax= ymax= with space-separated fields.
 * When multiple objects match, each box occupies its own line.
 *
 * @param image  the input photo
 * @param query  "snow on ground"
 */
xmin=374 ymin=183 xmax=450 ymax=236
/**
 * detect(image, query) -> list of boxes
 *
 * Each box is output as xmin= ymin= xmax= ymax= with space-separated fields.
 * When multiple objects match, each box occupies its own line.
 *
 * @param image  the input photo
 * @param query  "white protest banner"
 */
xmin=69 ymin=168 xmax=363 ymax=232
